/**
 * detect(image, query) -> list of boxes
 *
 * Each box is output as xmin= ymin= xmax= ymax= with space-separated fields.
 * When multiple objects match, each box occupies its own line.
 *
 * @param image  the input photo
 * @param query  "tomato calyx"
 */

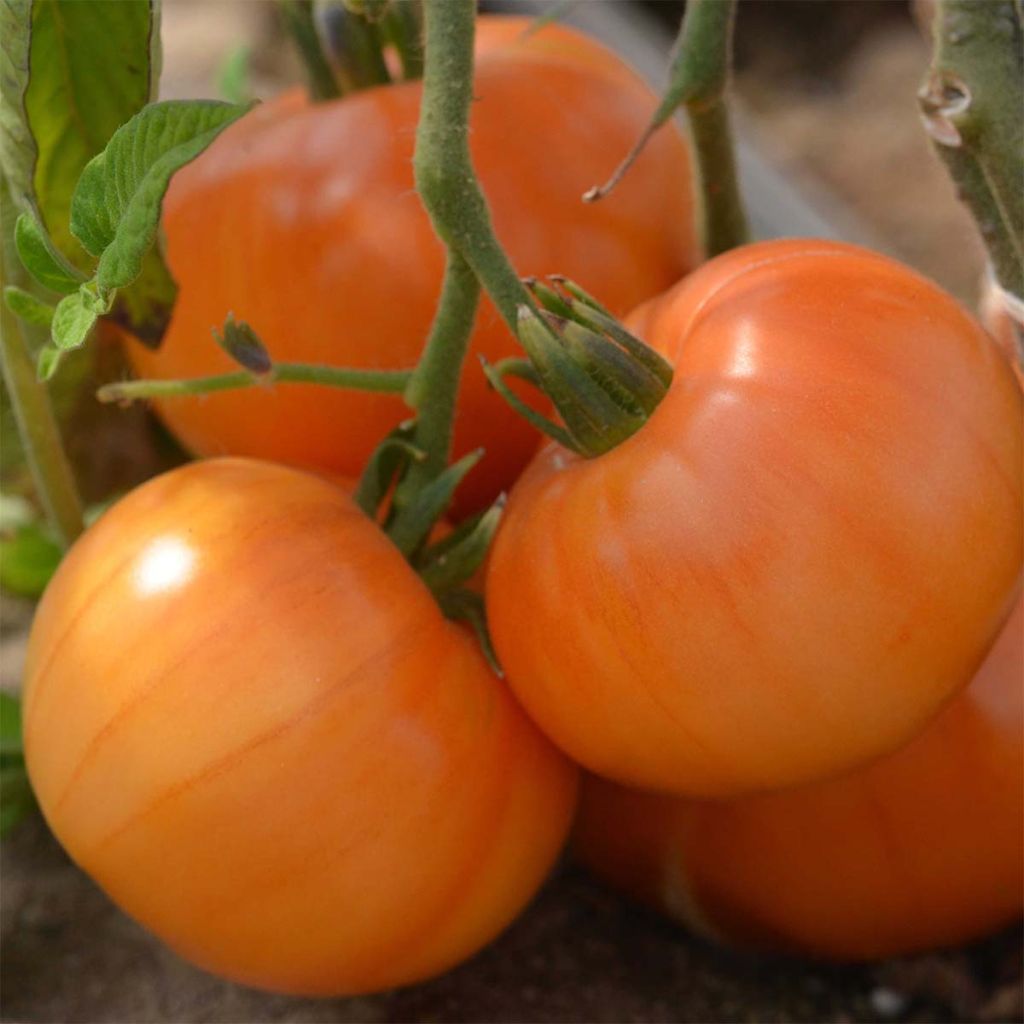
xmin=494 ymin=278 xmax=674 ymax=458
xmin=353 ymin=426 xmax=503 ymax=669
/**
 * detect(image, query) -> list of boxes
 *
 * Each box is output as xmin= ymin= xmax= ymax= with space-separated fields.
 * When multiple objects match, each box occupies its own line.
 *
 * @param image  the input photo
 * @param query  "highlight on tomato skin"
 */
xmin=21 ymin=458 xmax=579 ymax=997
xmin=487 ymin=238 xmax=1024 ymax=799
xmin=573 ymin=596 xmax=1024 ymax=962
xmin=123 ymin=15 xmax=699 ymax=517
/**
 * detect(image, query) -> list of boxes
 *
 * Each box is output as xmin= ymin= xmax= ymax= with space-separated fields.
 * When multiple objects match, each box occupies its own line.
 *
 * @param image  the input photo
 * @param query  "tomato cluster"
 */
xmin=124 ymin=16 xmax=697 ymax=515
xmin=18 ymin=9 xmax=1024 ymax=1002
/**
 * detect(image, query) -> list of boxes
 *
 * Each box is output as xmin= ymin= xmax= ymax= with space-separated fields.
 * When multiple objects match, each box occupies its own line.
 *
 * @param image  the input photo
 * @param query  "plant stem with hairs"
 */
xmin=919 ymin=0 xmax=1024 ymax=301
xmin=584 ymin=0 xmax=748 ymax=258
xmin=97 ymin=363 xmax=413 ymax=404
xmin=0 ymin=300 xmax=83 ymax=547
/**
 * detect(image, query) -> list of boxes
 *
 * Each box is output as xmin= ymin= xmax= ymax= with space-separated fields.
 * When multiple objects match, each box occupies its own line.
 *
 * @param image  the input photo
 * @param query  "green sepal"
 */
xmin=416 ymin=495 xmax=504 ymax=593
xmin=561 ymin=321 xmax=668 ymax=418
xmin=511 ymin=278 xmax=675 ymax=458
xmin=435 ymin=589 xmax=502 ymax=676
xmin=354 ymin=420 xmax=424 ymax=519
xmin=517 ymin=305 xmax=644 ymax=456
xmin=480 ymin=355 xmax=580 ymax=453
xmin=524 ymin=276 xmax=574 ymax=320
xmin=387 ymin=449 xmax=482 ymax=558
xmin=553 ymin=277 xmax=673 ymax=388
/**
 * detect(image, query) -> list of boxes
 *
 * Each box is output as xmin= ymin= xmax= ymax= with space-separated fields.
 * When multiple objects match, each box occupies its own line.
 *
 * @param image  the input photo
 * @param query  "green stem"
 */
xmin=392 ymin=251 xmax=480 ymax=513
xmin=315 ymin=0 xmax=392 ymax=92
xmin=381 ymin=1 xmax=424 ymax=80
xmin=687 ymin=96 xmax=748 ymax=259
xmin=97 ymin=363 xmax=412 ymax=403
xmin=583 ymin=0 xmax=748 ymax=257
xmin=0 ymin=300 xmax=83 ymax=547
xmin=279 ymin=0 xmax=342 ymax=101
xmin=413 ymin=0 xmax=534 ymax=334
xmin=919 ymin=0 xmax=1024 ymax=298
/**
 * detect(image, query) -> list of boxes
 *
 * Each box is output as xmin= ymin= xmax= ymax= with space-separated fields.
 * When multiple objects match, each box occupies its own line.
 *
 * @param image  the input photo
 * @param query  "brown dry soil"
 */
xmin=3 ymin=807 xmax=1022 ymax=1024
xmin=3 ymin=3 xmax=1023 ymax=1022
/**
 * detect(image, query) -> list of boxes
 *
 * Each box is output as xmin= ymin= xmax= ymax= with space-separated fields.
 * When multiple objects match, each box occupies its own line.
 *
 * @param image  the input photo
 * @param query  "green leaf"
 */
xmin=112 ymin=249 xmax=178 ymax=348
xmin=35 ymin=344 xmax=63 ymax=382
xmin=13 ymin=212 xmax=87 ymax=295
xmin=23 ymin=0 xmax=162 ymax=267
xmin=50 ymin=291 xmax=101 ymax=353
xmin=71 ymin=100 xmax=251 ymax=289
xmin=217 ymin=44 xmax=252 ymax=104
xmin=0 ymin=693 xmax=23 ymax=756
xmin=0 ymin=0 xmax=38 ymax=217
xmin=0 ymin=764 xmax=36 ymax=837
xmin=0 ymin=523 xmax=62 ymax=597
xmin=4 ymin=286 xmax=55 ymax=328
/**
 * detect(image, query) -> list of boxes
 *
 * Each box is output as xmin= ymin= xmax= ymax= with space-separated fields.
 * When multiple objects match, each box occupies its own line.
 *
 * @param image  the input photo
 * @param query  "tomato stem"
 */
xmin=0 ymin=283 xmax=84 ymax=548
xmin=583 ymin=0 xmax=749 ymax=259
xmin=315 ymin=1 xmax=394 ymax=92
xmin=920 ymin=1 xmax=1024 ymax=302
xmin=380 ymin=1 xmax=424 ymax=81
xmin=96 ymin=363 xmax=413 ymax=403
xmin=278 ymin=0 xmax=343 ymax=101
xmin=390 ymin=251 xmax=480 ymax=524
xmin=413 ymin=0 xmax=536 ymax=337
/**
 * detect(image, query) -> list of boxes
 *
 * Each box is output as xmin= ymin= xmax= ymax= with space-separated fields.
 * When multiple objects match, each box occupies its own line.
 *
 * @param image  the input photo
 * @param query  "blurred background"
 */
xmin=156 ymin=0 xmax=985 ymax=300
xmin=1 ymin=3 xmax=1015 ymax=1023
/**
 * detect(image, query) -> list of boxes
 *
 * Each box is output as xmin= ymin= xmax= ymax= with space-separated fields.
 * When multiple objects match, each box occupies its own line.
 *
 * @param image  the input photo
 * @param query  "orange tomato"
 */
xmin=125 ymin=17 xmax=697 ymax=515
xmin=487 ymin=239 xmax=1023 ymax=797
xmin=23 ymin=459 xmax=577 ymax=995
xmin=574 ymin=597 xmax=1023 ymax=960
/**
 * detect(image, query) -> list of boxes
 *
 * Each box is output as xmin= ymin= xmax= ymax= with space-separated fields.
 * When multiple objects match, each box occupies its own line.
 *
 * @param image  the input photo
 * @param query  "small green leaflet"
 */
xmin=0 ymin=523 xmax=62 ymax=597
xmin=0 ymin=693 xmax=34 ymax=837
xmin=14 ymin=212 xmax=86 ymax=295
xmin=45 ymin=99 xmax=250 ymax=363
xmin=3 ymin=286 xmax=55 ymax=328
xmin=0 ymin=693 xmax=23 ymax=757
xmin=70 ymin=100 xmax=251 ymax=282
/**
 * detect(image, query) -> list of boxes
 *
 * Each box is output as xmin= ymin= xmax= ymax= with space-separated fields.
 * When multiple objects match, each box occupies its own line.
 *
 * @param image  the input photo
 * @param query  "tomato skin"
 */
xmin=125 ymin=17 xmax=697 ymax=515
xmin=574 ymin=598 xmax=1023 ymax=961
xmin=23 ymin=459 xmax=577 ymax=996
xmin=487 ymin=239 xmax=1023 ymax=797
